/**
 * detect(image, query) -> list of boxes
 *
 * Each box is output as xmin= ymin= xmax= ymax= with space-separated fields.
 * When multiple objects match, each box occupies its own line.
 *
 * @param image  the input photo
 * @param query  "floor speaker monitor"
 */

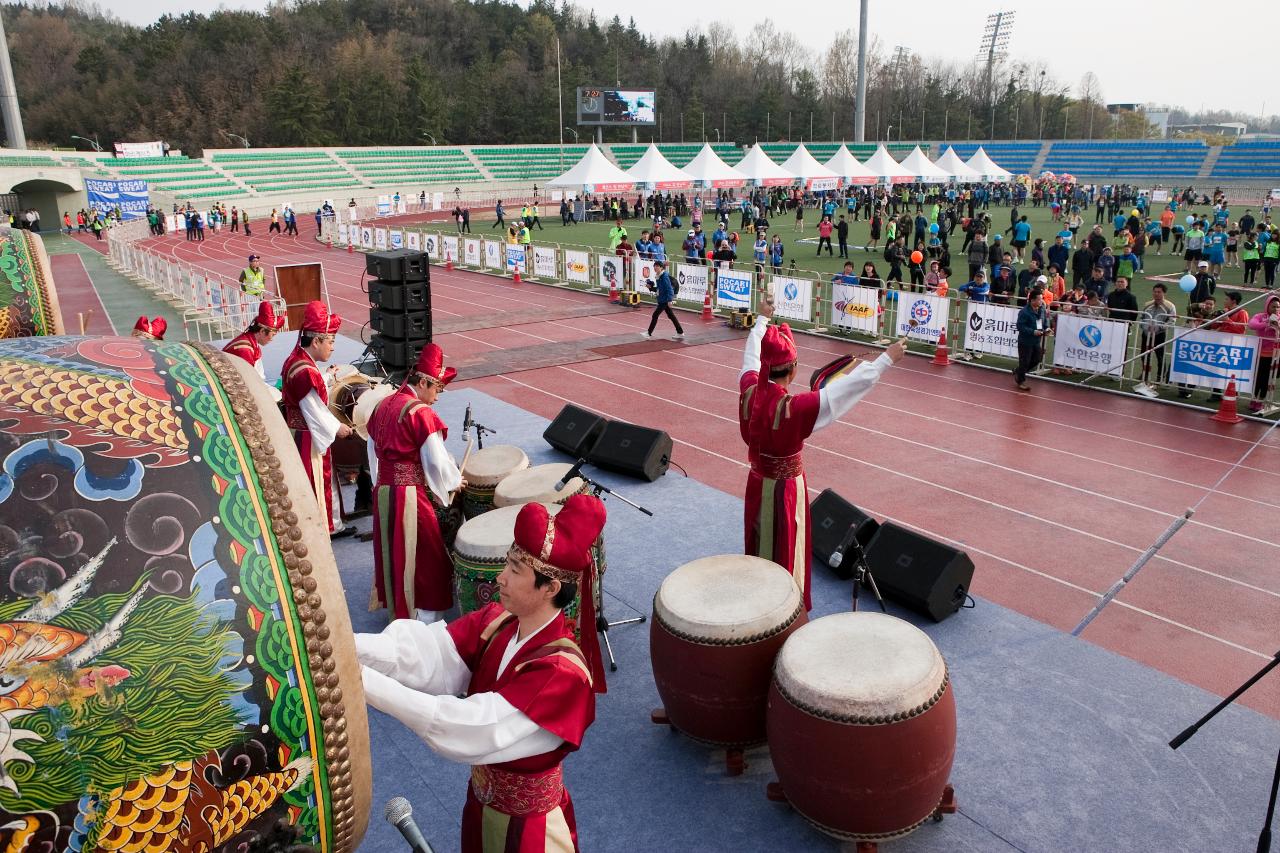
xmin=587 ymin=420 xmax=672 ymax=482
xmin=543 ymin=405 xmax=608 ymax=459
xmin=810 ymin=489 xmax=881 ymax=580
xmin=864 ymin=522 xmax=974 ymax=621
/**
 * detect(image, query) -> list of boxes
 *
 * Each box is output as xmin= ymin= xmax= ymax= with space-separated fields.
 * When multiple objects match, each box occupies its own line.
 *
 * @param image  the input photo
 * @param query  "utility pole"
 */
xmin=853 ymin=0 xmax=869 ymax=142
xmin=0 ymin=8 xmax=26 ymax=148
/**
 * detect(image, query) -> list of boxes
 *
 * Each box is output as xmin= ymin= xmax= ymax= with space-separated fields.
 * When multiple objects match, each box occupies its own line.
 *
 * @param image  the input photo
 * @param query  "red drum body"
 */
xmin=767 ymin=611 xmax=956 ymax=842
xmin=650 ymin=556 xmax=806 ymax=749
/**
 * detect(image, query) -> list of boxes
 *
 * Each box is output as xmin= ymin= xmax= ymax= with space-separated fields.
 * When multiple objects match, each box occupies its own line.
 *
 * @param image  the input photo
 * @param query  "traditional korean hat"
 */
xmin=254 ymin=302 xmax=286 ymax=331
xmin=412 ymin=342 xmax=456 ymax=386
xmin=300 ymin=300 xmax=341 ymax=335
xmin=132 ymin=316 xmax=166 ymax=340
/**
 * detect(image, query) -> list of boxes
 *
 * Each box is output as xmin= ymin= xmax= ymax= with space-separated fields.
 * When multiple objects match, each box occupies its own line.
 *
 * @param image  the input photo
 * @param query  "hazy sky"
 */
xmin=107 ymin=0 xmax=1273 ymax=117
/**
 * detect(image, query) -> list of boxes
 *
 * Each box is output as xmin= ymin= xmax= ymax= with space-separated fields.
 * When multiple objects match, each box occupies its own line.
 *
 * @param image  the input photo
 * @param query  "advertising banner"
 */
xmin=113 ymin=141 xmax=163 ymax=158
xmin=376 ymin=195 xmax=392 ymax=216
xmin=360 ymin=226 xmax=374 ymax=249
xmin=337 ymin=222 xmax=349 ymax=244
xmin=565 ymin=250 xmax=590 ymax=283
xmin=533 ymin=246 xmax=557 ymax=279
xmin=390 ymin=229 xmax=404 ymax=250
xmin=442 ymin=235 xmax=459 ymax=263
xmin=432 ymin=192 xmax=443 ymax=211
xmin=1052 ymin=314 xmax=1128 ymax=376
xmin=423 ymin=233 xmax=439 ymax=259
xmin=598 ymin=255 xmax=623 ymax=292
xmin=1170 ymin=328 xmax=1260 ymax=393
xmin=483 ymin=240 xmax=502 ymax=269
xmin=771 ymin=276 xmax=812 ymax=323
xmin=406 ymin=231 xmax=421 ymax=251
xmin=675 ymin=264 xmax=708 ymax=304
xmin=962 ymin=302 xmax=1021 ymax=358
xmin=374 ymin=228 xmax=388 ymax=250
xmin=85 ymin=178 xmax=149 ymax=220
xmin=506 ymin=245 xmax=526 ymax=275
xmin=716 ymin=269 xmax=753 ymax=311
xmin=464 ymin=238 xmax=481 ymax=267
xmin=830 ymin=283 xmax=880 ymax=334
xmin=633 ymin=257 xmax=658 ymax=292
xmin=895 ymin=294 xmax=949 ymax=342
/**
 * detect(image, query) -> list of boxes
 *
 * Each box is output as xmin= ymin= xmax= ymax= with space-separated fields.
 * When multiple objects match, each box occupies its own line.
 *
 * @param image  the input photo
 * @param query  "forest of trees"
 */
xmin=4 ymin=0 xmax=1274 ymax=155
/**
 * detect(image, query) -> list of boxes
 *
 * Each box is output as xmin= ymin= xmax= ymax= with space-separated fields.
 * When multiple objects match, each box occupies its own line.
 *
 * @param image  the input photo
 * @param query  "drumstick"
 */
xmin=450 ymin=434 xmax=475 ymax=504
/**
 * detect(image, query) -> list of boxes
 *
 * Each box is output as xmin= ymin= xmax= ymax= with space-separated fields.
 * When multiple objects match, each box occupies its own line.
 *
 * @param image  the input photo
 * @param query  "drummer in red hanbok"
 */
xmin=365 ymin=342 xmax=463 ymax=624
xmin=738 ymin=297 xmax=904 ymax=609
xmin=281 ymin=300 xmax=354 ymax=539
xmin=130 ymin=315 xmax=166 ymax=340
xmin=356 ymin=495 xmax=606 ymax=853
xmin=222 ymin=301 xmax=285 ymax=380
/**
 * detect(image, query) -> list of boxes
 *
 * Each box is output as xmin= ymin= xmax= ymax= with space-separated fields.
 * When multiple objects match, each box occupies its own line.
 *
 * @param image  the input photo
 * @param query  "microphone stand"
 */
xmin=845 ymin=538 xmax=886 ymax=614
xmin=578 ymin=470 xmax=650 ymax=672
xmin=1168 ymin=649 xmax=1279 ymax=853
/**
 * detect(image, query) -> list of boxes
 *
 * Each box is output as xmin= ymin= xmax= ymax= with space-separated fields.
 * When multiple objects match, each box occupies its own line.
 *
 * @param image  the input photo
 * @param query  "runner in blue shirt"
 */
xmin=1112 ymin=212 xmax=1127 ymax=235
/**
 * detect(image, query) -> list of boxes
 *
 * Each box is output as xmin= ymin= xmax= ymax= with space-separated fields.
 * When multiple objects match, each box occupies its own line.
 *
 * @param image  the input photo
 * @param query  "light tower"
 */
xmin=853 ymin=0 xmax=869 ymax=142
xmin=977 ymin=11 xmax=1014 ymax=140
xmin=0 ymin=8 xmax=26 ymax=149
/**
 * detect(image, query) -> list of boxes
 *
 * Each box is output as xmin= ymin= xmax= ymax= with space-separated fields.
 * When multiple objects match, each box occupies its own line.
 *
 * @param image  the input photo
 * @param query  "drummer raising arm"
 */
xmin=365 ymin=343 xmax=463 ymax=623
xmin=356 ymin=496 xmax=605 ymax=853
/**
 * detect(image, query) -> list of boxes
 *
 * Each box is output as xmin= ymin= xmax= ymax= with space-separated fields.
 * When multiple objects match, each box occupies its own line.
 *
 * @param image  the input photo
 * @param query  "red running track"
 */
xmin=139 ymin=227 xmax=1280 ymax=717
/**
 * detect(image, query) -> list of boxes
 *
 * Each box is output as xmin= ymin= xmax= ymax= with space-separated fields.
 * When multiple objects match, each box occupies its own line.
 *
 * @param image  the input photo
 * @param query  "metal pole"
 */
xmin=0 ymin=8 xmax=26 ymax=149
xmin=556 ymin=36 xmax=563 ymax=170
xmin=853 ymin=0 xmax=868 ymax=141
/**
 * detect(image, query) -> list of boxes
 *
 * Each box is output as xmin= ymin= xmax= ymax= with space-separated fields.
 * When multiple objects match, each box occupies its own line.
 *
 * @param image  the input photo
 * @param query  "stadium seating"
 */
xmin=1210 ymin=141 xmax=1280 ymax=180
xmin=213 ymin=150 xmax=357 ymax=194
xmin=0 ymin=154 xmax=65 ymax=168
xmin=1040 ymin=141 xmax=1207 ymax=178
xmin=335 ymin=148 xmax=483 ymax=186
xmin=86 ymin=154 xmax=249 ymax=199
xmin=945 ymin=142 xmax=1043 ymax=175
xmin=471 ymin=146 xmax=590 ymax=181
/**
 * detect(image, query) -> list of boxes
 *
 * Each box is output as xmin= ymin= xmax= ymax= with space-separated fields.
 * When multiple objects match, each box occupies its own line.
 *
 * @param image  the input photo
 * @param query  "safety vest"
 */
xmin=241 ymin=266 xmax=265 ymax=296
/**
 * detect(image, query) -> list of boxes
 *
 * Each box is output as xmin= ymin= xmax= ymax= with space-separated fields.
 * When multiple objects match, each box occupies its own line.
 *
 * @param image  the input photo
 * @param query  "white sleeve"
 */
xmin=361 ymin=667 xmax=565 ymax=764
xmin=299 ymin=389 xmax=342 ymax=455
xmin=354 ymin=618 xmax=471 ymax=695
xmin=422 ymin=432 xmax=462 ymax=506
xmin=255 ymin=360 xmax=266 ymax=381
xmin=815 ymin=353 xmax=894 ymax=431
xmin=739 ymin=314 xmax=771 ymax=380
xmin=366 ymin=438 xmax=379 ymax=488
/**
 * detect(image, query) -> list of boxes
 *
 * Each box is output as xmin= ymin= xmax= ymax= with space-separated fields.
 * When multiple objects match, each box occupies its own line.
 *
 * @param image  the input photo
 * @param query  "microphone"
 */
xmin=555 ymin=458 xmax=586 ymax=492
xmin=462 ymin=404 xmax=473 ymax=434
xmin=384 ymin=797 xmax=434 ymax=853
xmin=828 ymin=525 xmax=859 ymax=569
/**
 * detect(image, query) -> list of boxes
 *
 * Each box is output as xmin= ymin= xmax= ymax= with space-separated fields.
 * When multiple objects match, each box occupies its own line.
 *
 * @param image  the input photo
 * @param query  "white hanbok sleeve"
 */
xmin=739 ymin=314 xmax=771 ymax=380
xmin=366 ymin=437 xmax=379 ymax=485
xmin=355 ymin=618 xmax=471 ymax=695
xmin=421 ymin=431 xmax=461 ymax=506
xmin=255 ymin=360 xmax=266 ymax=381
xmin=299 ymin=389 xmax=342 ymax=455
xmin=815 ymin=353 xmax=893 ymax=431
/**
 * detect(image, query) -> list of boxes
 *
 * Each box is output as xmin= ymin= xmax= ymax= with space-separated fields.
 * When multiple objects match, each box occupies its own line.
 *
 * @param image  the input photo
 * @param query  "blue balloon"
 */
xmin=1185 ymin=215 xmax=1195 ymax=225
xmin=1179 ymin=274 xmax=1197 ymax=293
xmin=929 ymin=223 xmax=940 ymax=234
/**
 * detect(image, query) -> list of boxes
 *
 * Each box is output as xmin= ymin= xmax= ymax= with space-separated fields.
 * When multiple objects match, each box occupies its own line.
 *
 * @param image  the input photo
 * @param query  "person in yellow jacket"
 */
xmin=239 ymin=254 xmax=266 ymax=297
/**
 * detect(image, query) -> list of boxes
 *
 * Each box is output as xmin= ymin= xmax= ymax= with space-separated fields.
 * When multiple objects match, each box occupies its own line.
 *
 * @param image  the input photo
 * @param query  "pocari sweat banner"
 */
xmin=1170 ymin=329 xmax=1259 ymax=393
xmin=85 ymin=179 xmax=150 ymax=221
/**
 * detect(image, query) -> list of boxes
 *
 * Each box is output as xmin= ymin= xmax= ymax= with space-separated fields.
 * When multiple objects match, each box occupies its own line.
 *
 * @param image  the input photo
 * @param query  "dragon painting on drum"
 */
xmin=0 ymin=335 xmax=368 ymax=852
xmin=0 ymin=230 xmax=63 ymax=340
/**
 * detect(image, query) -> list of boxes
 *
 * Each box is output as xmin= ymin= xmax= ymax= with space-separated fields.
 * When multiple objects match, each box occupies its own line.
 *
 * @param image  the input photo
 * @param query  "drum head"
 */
xmin=493 ymin=462 xmax=583 ymax=507
xmin=454 ymin=503 xmax=560 ymax=561
xmin=329 ymin=373 xmax=375 ymax=426
xmin=352 ymin=381 xmax=396 ymax=441
xmin=462 ymin=445 xmax=530 ymax=487
xmin=654 ymin=555 xmax=802 ymax=642
xmin=774 ymin=612 xmax=946 ymax=720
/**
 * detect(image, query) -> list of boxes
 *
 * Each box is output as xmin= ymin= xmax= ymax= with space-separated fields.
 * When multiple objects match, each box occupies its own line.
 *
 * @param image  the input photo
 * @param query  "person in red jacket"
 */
xmin=131 ymin=316 xmax=166 ymax=340
xmin=222 ymin=302 xmax=286 ymax=379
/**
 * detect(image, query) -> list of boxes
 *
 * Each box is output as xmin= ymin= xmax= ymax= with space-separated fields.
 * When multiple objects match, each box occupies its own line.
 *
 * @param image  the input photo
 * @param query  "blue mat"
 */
xmin=329 ymin=388 xmax=1279 ymax=853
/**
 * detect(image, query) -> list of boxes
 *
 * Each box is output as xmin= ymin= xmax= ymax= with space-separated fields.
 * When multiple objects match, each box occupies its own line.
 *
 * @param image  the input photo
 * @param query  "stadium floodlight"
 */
xmin=563 ymin=127 xmax=579 ymax=142
xmin=421 ymin=133 xmax=437 ymax=145
xmin=976 ymin=10 xmax=1015 ymax=139
xmin=219 ymin=129 xmax=250 ymax=148
xmin=70 ymin=134 xmax=102 ymax=152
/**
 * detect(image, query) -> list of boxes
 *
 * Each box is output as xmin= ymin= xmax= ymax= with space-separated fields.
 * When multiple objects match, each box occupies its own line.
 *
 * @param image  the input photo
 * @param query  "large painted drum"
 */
xmin=460 ymin=445 xmax=528 ymax=518
xmin=492 ymin=462 xmax=584 ymax=508
xmin=0 ymin=228 xmax=63 ymax=338
xmin=0 ymin=336 xmax=369 ymax=852
xmin=650 ymin=555 xmax=806 ymax=774
xmin=767 ymin=611 xmax=956 ymax=843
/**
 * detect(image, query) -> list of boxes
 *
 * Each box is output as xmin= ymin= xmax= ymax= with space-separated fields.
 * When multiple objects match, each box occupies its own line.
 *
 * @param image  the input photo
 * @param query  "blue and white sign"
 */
xmin=1052 ymin=314 xmax=1128 ymax=376
xmin=1170 ymin=329 xmax=1260 ymax=393
xmin=895 ymin=294 xmax=948 ymax=342
xmin=376 ymin=194 xmax=392 ymax=216
xmin=716 ymin=269 xmax=753 ymax=311
xmin=506 ymin=245 xmax=526 ymax=275
xmin=771 ymin=276 xmax=812 ymax=323
xmin=85 ymin=178 xmax=149 ymax=221
xmin=390 ymin=229 xmax=404 ymax=250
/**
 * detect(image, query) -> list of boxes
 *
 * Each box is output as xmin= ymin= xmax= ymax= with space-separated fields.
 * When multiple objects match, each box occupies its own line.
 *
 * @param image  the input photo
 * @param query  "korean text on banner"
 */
xmin=716 ymin=269 xmax=753 ymax=311
xmin=675 ymin=264 xmax=708 ymax=303
xmin=633 ymin=257 xmax=657 ymax=292
xmin=85 ymin=179 xmax=150 ymax=220
xmin=483 ymin=240 xmax=502 ymax=270
xmin=1170 ymin=329 xmax=1260 ymax=393
xmin=564 ymin=250 xmax=590 ymax=283
xmin=423 ymin=233 xmax=439 ymax=259
xmin=406 ymin=231 xmax=421 ymax=251
xmin=533 ymin=247 xmax=557 ymax=279
xmin=390 ymin=229 xmax=404 ymax=250
xmin=360 ymin=226 xmax=374 ymax=249
xmin=598 ymin=255 xmax=623 ymax=291
xmin=443 ymin=235 xmax=459 ymax=263
xmin=831 ymin=283 xmax=880 ymax=334
xmin=895 ymin=294 xmax=949 ymax=342
xmin=1052 ymin=314 xmax=1129 ymax=376
xmin=506 ymin=245 xmax=526 ymax=275
xmin=771 ymin=276 xmax=812 ymax=323
xmin=374 ymin=228 xmax=388 ymax=251
xmin=113 ymin=141 xmax=163 ymax=158
xmin=962 ymin=303 xmax=1021 ymax=358
xmin=464 ymin=238 xmax=481 ymax=267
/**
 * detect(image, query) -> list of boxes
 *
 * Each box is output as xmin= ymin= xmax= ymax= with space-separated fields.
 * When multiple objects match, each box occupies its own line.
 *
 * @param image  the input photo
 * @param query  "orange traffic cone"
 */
xmin=609 ymin=278 xmax=620 ymax=303
xmin=446 ymin=253 xmax=453 ymax=271
xmin=513 ymin=269 xmax=521 ymax=283
xmin=347 ymin=240 xmax=353 ymax=254
xmin=702 ymin=286 xmax=713 ymax=321
xmin=931 ymin=330 xmax=952 ymax=366
xmin=1211 ymin=377 xmax=1243 ymax=424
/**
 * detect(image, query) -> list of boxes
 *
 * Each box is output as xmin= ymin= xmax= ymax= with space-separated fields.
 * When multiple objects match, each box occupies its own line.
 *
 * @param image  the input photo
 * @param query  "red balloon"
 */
xmin=910 ymin=250 xmax=924 ymax=264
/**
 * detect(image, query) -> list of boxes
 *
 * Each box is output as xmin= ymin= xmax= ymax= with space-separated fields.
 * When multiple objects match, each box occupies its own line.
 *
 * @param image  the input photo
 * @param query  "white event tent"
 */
xmin=934 ymin=146 xmax=982 ymax=182
xmin=898 ymin=146 xmax=951 ymax=183
xmin=862 ymin=144 xmax=915 ymax=184
xmin=777 ymin=143 xmax=840 ymax=190
xmin=546 ymin=143 xmax=636 ymax=193
xmin=735 ymin=143 xmax=797 ymax=187
xmin=682 ymin=143 xmax=747 ymax=188
xmin=624 ymin=144 xmax=694 ymax=189
xmin=965 ymin=146 xmax=1014 ymax=181
xmin=824 ymin=145 xmax=880 ymax=185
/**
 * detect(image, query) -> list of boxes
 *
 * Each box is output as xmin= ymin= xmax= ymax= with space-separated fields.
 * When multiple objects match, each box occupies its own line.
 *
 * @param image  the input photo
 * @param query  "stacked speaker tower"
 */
xmin=365 ymin=249 xmax=431 ymax=374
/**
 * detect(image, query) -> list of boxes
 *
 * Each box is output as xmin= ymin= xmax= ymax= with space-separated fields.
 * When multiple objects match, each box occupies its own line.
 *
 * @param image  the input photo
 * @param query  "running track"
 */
xmin=130 ymin=227 xmax=1280 ymax=716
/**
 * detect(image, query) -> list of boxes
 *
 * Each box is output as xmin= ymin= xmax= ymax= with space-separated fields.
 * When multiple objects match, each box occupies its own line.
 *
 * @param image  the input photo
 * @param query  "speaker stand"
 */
xmin=847 ymin=540 xmax=887 ymax=614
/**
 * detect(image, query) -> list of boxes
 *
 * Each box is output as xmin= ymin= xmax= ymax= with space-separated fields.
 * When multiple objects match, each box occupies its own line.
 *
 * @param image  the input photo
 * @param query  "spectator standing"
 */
xmin=1010 ymin=216 xmax=1031 ymax=263
xmin=643 ymin=261 xmax=683 ymax=340
xmin=1105 ymin=276 xmax=1139 ymax=322
xmin=1137 ymin=283 xmax=1177 ymax=386
xmin=1243 ymin=232 xmax=1261 ymax=284
xmin=816 ymin=217 xmax=833 ymax=256
xmin=1189 ymin=261 xmax=1216 ymax=307
xmin=836 ymin=215 xmax=850 ymax=258
xmin=1013 ymin=289 xmax=1049 ymax=390
xmin=1263 ymin=230 xmax=1280 ymax=287
xmin=769 ymin=235 xmax=785 ymax=275
xmin=1247 ymin=295 xmax=1279 ymax=411
xmin=492 ymin=200 xmax=505 ymax=229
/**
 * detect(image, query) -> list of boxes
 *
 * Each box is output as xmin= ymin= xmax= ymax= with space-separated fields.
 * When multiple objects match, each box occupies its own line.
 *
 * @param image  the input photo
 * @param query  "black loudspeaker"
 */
xmin=369 ymin=336 xmax=426 ymax=370
xmin=543 ymin=405 xmax=608 ymax=458
xmin=864 ymin=522 xmax=974 ymax=622
xmin=369 ymin=307 xmax=430 ymax=341
xmin=810 ymin=489 xmax=881 ymax=580
xmin=366 ymin=249 xmax=428 ymax=282
xmin=367 ymin=280 xmax=430 ymax=312
xmin=587 ymin=420 xmax=672 ymax=481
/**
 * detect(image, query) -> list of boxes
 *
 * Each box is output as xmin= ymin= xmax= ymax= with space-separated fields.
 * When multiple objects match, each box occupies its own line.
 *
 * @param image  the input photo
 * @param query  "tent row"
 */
xmin=548 ymin=143 xmax=1013 ymax=193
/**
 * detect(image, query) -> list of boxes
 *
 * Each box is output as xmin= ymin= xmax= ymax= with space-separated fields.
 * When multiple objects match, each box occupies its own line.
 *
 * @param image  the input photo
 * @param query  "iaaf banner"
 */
xmin=390 ymin=229 xmax=404 ymax=250
xmin=423 ymin=233 xmax=439 ymax=259
xmin=632 ymin=257 xmax=658 ymax=292
xmin=533 ymin=247 xmax=557 ymax=279
xmin=675 ymin=264 xmax=708 ymax=304
xmin=85 ymin=178 xmax=149 ymax=220
xmin=406 ymin=231 xmax=421 ymax=251
xmin=598 ymin=255 xmax=623 ymax=292
xmin=895 ymin=294 xmax=948 ymax=342
xmin=464 ymin=238 xmax=481 ymax=267
xmin=564 ymin=250 xmax=590 ymax=283
xmin=1052 ymin=314 xmax=1128 ymax=376
xmin=1170 ymin=328 xmax=1260 ymax=393
xmin=716 ymin=269 xmax=753 ymax=311
xmin=442 ymin=235 xmax=459 ymax=263
xmin=962 ymin=303 xmax=1021 ymax=358
xmin=374 ymin=228 xmax=388 ymax=251
xmin=506 ymin=245 xmax=526 ymax=275
xmin=483 ymin=240 xmax=502 ymax=269
xmin=113 ymin=141 xmax=163 ymax=158
xmin=771 ymin=276 xmax=812 ymax=323
xmin=830 ymin=283 xmax=879 ymax=334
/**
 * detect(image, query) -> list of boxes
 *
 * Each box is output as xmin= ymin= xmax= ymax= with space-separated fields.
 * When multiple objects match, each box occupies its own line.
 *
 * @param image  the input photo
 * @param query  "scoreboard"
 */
xmin=576 ymin=88 xmax=656 ymax=126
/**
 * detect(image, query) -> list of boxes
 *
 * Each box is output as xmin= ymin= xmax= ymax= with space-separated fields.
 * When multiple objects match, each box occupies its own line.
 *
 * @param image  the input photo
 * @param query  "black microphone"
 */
xmin=384 ymin=797 xmax=434 ymax=853
xmin=828 ymin=525 xmax=859 ymax=569
xmin=462 ymin=404 xmax=473 ymax=434
xmin=555 ymin=458 xmax=586 ymax=492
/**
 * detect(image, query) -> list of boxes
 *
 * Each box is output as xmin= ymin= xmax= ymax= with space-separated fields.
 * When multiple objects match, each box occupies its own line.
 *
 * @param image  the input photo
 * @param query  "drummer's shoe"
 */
xmin=330 ymin=525 xmax=356 ymax=540
xmin=343 ymin=506 xmax=372 ymax=522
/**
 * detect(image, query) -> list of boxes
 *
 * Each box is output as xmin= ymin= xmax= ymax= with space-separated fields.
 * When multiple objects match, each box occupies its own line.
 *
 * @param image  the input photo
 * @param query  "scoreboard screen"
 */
xmin=576 ymin=88 xmax=656 ymax=126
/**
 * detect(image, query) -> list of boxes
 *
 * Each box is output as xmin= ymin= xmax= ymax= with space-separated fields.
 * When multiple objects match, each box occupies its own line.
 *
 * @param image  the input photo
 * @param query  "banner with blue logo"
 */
xmin=715 ymin=269 xmax=752 ymax=311
xmin=506 ymin=245 xmax=526 ymax=275
xmin=84 ymin=178 xmax=149 ymax=221
xmin=1052 ymin=314 xmax=1128 ymax=376
xmin=770 ymin=276 xmax=812 ymax=323
xmin=1169 ymin=329 xmax=1259 ymax=393
xmin=895 ymin=294 xmax=948 ymax=343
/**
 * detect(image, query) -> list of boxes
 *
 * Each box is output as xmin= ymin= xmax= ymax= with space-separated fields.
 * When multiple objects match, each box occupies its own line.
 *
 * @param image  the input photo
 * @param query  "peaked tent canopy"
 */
xmin=898 ymin=146 xmax=951 ymax=183
xmin=824 ymin=145 xmax=880 ymax=185
xmin=777 ymin=143 xmax=840 ymax=189
xmin=735 ymin=144 xmax=797 ymax=187
xmin=682 ymin=143 xmax=747 ymax=188
xmin=862 ymin=145 xmax=915 ymax=184
xmin=546 ymin=143 xmax=636 ymax=193
xmin=965 ymin=146 xmax=1014 ymax=181
xmin=934 ymin=146 xmax=981 ymax=181
xmin=624 ymin=143 xmax=694 ymax=189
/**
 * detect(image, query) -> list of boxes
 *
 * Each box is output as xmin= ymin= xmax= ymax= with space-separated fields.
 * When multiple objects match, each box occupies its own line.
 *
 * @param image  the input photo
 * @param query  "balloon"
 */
xmin=1179 ymin=274 xmax=1197 ymax=293
xmin=910 ymin=250 xmax=924 ymax=264
xmin=929 ymin=223 xmax=940 ymax=234
xmin=1186 ymin=215 xmax=1195 ymax=225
